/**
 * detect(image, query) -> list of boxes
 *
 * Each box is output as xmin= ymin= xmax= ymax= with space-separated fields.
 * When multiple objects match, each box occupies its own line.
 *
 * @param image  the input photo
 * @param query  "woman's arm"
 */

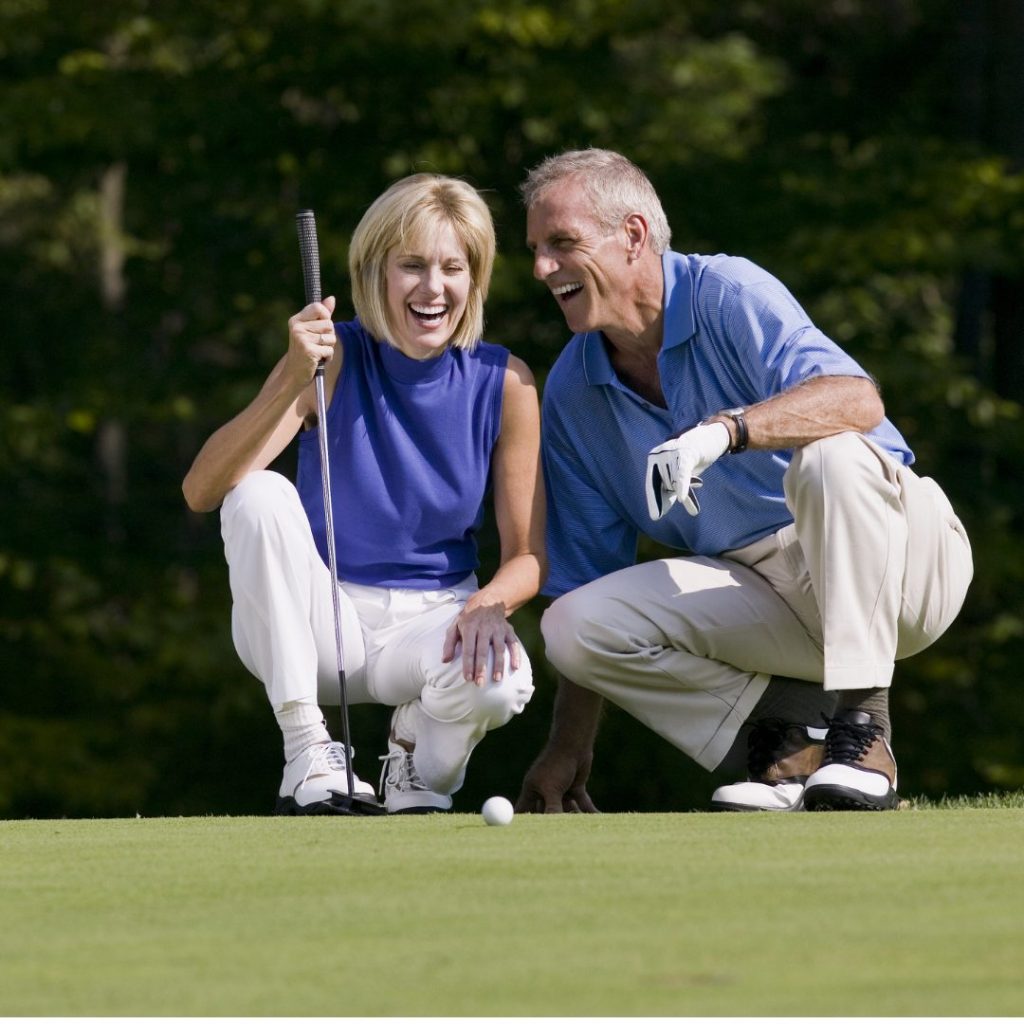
xmin=182 ymin=298 xmax=340 ymax=512
xmin=442 ymin=354 xmax=547 ymax=683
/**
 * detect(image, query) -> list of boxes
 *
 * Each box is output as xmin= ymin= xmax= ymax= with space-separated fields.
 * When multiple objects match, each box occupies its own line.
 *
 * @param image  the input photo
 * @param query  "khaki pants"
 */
xmin=541 ymin=433 xmax=973 ymax=770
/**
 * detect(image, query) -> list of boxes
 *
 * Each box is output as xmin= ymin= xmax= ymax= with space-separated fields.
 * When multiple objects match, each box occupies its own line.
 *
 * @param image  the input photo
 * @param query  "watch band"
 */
xmin=721 ymin=407 xmax=748 ymax=454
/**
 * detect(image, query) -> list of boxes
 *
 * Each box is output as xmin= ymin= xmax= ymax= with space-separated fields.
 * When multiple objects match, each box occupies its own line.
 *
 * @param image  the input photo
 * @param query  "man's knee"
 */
xmin=785 ymin=432 xmax=881 ymax=505
xmin=541 ymin=590 xmax=606 ymax=680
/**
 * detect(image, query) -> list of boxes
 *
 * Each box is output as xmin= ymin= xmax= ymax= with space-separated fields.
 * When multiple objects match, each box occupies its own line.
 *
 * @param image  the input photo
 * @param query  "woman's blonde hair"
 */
xmin=349 ymin=174 xmax=496 ymax=351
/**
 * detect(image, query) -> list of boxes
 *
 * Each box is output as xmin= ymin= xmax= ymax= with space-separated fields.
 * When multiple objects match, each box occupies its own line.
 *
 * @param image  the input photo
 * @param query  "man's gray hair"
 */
xmin=520 ymin=148 xmax=672 ymax=254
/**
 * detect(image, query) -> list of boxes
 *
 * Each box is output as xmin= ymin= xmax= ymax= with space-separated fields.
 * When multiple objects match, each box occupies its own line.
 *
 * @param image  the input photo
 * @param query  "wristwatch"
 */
xmin=720 ymin=407 xmax=748 ymax=454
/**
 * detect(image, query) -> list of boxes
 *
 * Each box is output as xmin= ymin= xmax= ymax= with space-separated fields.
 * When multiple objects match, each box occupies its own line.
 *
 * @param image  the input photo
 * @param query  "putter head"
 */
xmin=326 ymin=791 xmax=388 ymax=816
xmin=273 ymin=793 xmax=387 ymax=817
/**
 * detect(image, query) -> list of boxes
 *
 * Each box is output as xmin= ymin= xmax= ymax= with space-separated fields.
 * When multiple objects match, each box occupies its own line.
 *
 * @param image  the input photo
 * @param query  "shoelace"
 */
xmin=746 ymin=717 xmax=794 ymax=776
xmin=303 ymin=741 xmax=351 ymax=787
xmin=822 ymin=716 xmax=883 ymax=765
xmin=379 ymin=749 xmax=429 ymax=794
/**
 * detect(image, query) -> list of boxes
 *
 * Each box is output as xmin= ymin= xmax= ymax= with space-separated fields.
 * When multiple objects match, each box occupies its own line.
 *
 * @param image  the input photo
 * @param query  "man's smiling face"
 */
xmin=526 ymin=178 xmax=634 ymax=337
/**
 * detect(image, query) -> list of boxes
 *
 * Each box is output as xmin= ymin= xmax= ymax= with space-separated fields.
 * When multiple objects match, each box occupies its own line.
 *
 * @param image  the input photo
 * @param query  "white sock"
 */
xmin=275 ymin=699 xmax=331 ymax=762
xmin=390 ymin=701 xmax=421 ymax=749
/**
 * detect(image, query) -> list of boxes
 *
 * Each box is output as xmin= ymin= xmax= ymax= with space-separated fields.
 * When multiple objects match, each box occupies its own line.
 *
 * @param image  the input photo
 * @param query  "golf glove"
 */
xmin=646 ymin=421 xmax=731 ymax=520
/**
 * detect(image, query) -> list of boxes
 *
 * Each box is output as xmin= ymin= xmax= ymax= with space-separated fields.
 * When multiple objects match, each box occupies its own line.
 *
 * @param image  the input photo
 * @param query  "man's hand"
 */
xmin=646 ymin=421 xmax=730 ymax=520
xmin=515 ymin=746 xmax=599 ymax=814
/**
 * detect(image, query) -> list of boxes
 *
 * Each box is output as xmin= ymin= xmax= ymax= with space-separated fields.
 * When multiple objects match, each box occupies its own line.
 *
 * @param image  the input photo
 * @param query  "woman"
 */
xmin=182 ymin=174 xmax=545 ymax=814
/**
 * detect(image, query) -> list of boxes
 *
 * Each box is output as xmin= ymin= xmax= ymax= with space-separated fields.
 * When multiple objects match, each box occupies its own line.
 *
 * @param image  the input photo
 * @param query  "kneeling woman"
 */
xmin=183 ymin=175 xmax=545 ymax=813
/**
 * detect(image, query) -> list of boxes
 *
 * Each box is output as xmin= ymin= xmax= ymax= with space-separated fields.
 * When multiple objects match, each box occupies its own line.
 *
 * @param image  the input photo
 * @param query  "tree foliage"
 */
xmin=1 ymin=0 xmax=1022 ymax=816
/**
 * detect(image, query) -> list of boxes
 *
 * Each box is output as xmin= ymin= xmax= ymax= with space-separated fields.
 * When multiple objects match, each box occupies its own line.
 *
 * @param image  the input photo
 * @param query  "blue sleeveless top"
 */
xmin=296 ymin=319 xmax=509 ymax=589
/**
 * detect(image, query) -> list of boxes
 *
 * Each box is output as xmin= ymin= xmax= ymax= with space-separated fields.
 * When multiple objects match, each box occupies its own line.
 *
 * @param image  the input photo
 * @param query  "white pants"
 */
xmin=542 ymin=433 xmax=973 ymax=770
xmin=220 ymin=471 xmax=534 ymax=794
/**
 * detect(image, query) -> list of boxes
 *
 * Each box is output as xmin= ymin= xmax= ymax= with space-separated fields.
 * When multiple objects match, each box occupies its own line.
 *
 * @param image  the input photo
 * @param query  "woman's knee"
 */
xmin=224 ymin=469 xmax=297 ymax=511
xmin=419 ymin=651 xmax=534 ymax=731
xmin=221 ymin=470 xmax=303 ymax=532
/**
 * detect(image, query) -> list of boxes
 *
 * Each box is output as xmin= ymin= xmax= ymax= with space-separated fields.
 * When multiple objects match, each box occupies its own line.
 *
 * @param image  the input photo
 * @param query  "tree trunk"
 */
xmin=97 ymin=161 xmax=128 ymax=544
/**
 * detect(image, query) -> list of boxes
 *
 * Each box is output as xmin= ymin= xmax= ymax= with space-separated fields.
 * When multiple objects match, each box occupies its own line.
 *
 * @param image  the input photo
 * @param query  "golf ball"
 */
xmin=481 ymin=795 xmax=514 ymax=826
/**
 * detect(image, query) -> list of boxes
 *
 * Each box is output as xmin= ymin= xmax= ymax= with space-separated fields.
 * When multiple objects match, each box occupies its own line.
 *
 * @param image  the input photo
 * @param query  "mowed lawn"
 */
xmin=1 ymin=808 xmax=1022 ymax=1016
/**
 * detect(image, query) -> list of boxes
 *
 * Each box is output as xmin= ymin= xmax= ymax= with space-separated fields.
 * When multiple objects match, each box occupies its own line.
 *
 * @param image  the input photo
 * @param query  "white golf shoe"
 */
xmin=711 ymin=719 xmax=828 ymax=812
xmin=275 ymin=741 xmax=377 ymax=815
xmin=379 ymin=738 xmax=452 ymax=814
xmin=710 ymin=779 xmax=808 ymax=812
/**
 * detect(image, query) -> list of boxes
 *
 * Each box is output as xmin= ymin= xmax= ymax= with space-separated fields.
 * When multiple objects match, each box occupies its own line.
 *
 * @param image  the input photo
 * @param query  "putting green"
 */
xmin=1 ymin=809 xmax=1021 ymax=1015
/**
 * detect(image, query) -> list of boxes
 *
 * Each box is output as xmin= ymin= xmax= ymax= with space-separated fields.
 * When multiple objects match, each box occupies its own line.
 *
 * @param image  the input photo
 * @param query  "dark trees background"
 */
xmin=1 ymin=0 xmax=1022 ymax=816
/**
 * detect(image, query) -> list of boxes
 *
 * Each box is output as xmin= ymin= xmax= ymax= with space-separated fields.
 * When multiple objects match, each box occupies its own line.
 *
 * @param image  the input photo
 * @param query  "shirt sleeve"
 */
xmin=541 ymin=412 xmax=638 ymax=599
xmin=716 ymin=261 xmax=874 ymax=397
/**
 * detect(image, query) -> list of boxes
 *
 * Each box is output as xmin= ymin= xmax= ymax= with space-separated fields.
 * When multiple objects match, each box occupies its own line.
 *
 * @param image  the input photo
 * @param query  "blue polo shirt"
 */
xmin=541 ymin=250 xmax=913 ymax=598
xmin=296 ymin=319 xmax=508 ymax=589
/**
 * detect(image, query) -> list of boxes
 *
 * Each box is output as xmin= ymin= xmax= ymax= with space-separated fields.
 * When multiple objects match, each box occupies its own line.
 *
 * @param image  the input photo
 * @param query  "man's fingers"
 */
xmin=515 ymin=793 xmax=544 ymax=814
xmin=646 ymin=462 xmax=664 ymax=519
xmin=672 ymin=465 xmax=692 ymax=502
xmin=515 ymin=789 xmax=561 ymax=814
xmin=647 ymin=459 xmax=679 ymax=520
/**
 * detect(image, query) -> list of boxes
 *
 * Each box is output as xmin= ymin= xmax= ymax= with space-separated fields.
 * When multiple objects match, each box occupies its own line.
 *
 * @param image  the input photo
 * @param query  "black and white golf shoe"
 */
xmin=803 ymin=710 xmax=900 ymax=811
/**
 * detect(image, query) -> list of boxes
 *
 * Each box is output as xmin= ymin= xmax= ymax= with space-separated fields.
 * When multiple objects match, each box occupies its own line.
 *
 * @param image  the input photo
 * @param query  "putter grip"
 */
xmin=295 ymin=209 xmax=322 ymax=305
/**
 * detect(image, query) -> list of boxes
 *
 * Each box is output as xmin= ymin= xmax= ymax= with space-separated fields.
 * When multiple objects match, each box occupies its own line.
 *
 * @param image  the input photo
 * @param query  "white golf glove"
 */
xmin=646 ymin=421 xmax=731 ymax=520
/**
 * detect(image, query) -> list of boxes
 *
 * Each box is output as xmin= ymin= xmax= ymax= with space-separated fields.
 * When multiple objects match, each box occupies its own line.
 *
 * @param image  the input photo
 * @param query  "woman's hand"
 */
xmin=442 ymin=600 xmax=521 ymax=685
xmin=285 ymin=296 xmax=337 ymax=389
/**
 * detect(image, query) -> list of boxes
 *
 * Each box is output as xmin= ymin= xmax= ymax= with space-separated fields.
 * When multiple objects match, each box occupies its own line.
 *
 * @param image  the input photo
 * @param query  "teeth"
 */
xmin=552 ymin=282 xmax=583 ymax=297
xmin=411 ymin=304 xmax=446 ymax=315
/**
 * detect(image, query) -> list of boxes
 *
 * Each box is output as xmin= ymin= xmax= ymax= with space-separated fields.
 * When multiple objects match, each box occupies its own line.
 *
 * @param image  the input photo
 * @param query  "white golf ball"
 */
xmin=481 ymin=795 xmax=514 ymax=826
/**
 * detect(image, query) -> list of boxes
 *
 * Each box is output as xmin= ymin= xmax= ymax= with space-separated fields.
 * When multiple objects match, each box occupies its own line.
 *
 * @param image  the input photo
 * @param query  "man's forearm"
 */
xmin=545 ymin=674 xmax=604 ymax=754
xmin=706 ymin=375 xmax=884 ymax=452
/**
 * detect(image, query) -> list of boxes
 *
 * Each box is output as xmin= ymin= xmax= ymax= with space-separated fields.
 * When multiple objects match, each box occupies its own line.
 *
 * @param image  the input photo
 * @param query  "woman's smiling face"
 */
xmin=385 ymin=221 xmax=471 ymax=360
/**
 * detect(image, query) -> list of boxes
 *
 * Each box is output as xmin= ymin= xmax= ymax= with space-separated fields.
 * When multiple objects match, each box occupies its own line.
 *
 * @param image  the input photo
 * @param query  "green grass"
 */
xmin=2 ymin=807 xmax=1023 ymax=1016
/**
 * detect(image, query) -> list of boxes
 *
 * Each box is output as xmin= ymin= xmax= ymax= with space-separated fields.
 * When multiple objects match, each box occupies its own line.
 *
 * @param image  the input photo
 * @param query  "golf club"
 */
xmin=295 ymin=208 xmax=385 ymax=816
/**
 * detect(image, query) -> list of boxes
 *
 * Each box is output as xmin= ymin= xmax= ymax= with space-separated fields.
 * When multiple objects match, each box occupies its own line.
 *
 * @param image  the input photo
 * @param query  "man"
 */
xmin=515 ymin=148 xmax=973 ymax=813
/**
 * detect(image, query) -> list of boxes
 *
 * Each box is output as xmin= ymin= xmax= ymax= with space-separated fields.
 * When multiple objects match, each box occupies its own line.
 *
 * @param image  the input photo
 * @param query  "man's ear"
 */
xmin=623 ymin=212 xmax=649 ymax=261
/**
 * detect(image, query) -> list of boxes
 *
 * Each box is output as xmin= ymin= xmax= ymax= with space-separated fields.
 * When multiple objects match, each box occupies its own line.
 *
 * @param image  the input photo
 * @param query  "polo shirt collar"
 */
xmin=660 ymin=250 xmax=697 ymax=352
xmin=579 ymin=250 xmax=696 ymax=386
xmin=581 ymin=330 xmax=614 ymax=385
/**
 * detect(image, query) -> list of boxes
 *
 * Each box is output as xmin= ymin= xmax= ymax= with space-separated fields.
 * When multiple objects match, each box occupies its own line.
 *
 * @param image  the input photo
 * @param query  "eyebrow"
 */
xmin=392 ymin=250 xmax=469 ymax=267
